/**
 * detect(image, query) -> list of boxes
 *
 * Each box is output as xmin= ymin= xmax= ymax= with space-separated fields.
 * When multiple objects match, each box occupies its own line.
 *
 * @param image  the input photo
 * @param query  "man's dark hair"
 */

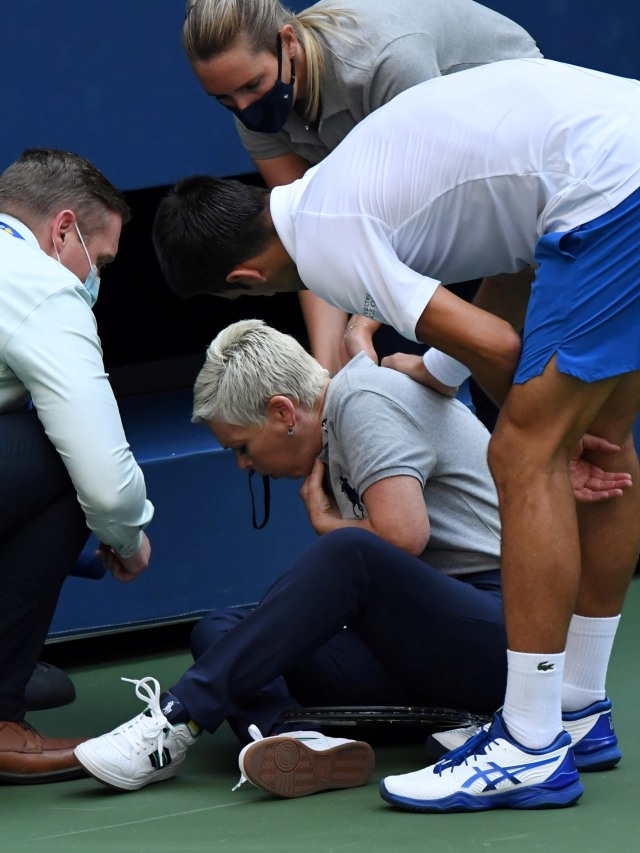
xmin=0 ymin=148 xmax=130 ymax=235
xmin=152 ymin=175 xmax=271 ymax=297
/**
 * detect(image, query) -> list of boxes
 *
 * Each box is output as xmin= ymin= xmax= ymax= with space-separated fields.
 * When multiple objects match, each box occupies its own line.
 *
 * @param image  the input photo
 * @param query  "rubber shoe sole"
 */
xmin=0 ymin=763 xmax=87 ymax=785
xmin=241 ymin=736 xmax=375 ymax=798
xmin=567 ymin=700 xmax=621 ymax=771
xmin=574 ymin=743 xmax=621 ymax=771
xmin=74 ymin=741 xmax=185 ymax=792
xmin=380 ymin=775 xmax=584 ymax=813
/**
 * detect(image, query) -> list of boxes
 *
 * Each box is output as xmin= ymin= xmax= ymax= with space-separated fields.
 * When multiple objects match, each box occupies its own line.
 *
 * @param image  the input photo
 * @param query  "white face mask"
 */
xmin=74 ymin=222 xmax=101 ymax=307
xmin=52 ymin=222 xmax=101 ymax=307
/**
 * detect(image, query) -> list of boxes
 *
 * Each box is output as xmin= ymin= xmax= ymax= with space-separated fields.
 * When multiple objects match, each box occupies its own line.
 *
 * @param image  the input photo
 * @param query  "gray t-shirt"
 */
xmin=236 ymin=0 xmax=541 ymax=164
xmin=320 ymin=353 xmax=501 ymax=576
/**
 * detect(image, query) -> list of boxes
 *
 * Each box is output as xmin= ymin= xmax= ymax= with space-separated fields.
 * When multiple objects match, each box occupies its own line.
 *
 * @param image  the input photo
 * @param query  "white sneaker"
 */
xmin=381 ymin=713 xmax=582 ymax=813
xmin=74 ymin=677 xmax=199 ymax=791
xmin=235 ymin=724 xmax=375 ymax=798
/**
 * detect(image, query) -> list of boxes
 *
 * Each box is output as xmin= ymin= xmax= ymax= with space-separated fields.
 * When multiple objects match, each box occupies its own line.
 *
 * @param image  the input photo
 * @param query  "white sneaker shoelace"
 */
xmin=232 ymin=723 xmax=264 ymax=791
xmin=115 ymin=676 xmax=177 ymax=768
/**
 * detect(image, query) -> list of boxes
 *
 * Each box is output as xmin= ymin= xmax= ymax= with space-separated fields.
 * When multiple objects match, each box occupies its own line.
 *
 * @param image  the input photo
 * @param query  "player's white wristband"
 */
xmin=422 ymin=349 xmax=471 ymax=388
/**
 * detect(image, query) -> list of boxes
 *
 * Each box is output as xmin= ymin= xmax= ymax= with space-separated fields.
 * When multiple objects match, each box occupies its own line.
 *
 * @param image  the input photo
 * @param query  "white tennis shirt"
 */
xmin=270 ymin=59 xmax=640 ymax=341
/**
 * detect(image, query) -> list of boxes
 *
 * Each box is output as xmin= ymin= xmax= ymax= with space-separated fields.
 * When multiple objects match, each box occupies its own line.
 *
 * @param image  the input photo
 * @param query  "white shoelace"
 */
xmin=115 ymin=676 xmax=177 ymax=768
xmin=232 ymin=724 xmax=264 ymax=791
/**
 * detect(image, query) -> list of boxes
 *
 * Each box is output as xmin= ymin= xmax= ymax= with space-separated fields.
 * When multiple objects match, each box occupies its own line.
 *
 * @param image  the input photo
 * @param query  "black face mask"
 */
xmin=227 ymin=34 xmax=295 ymax=133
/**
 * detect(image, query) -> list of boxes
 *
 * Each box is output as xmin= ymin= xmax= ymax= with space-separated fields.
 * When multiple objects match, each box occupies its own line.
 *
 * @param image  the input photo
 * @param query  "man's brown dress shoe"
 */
xmin=0 ymin=720 xmax=86 ymax=784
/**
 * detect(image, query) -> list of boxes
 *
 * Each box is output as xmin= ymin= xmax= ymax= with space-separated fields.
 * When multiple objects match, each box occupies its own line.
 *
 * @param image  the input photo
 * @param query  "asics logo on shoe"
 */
xmin=537 ymin=661 xmax=555 ymax=671
xmin=162 ymin=700 xmax=176 ymax=716
xmin=460 ymin=755 xmax=560 ymax=792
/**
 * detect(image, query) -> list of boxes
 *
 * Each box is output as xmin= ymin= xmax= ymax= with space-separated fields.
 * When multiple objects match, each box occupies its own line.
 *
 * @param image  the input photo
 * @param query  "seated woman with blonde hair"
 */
xmin=74 ymin=321 xmax=623 ymax=799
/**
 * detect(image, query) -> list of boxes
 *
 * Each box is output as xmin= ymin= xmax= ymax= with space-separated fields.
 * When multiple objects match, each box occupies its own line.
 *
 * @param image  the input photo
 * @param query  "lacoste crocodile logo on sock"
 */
xmin=537 ymin=661 xmax=555 ymax=672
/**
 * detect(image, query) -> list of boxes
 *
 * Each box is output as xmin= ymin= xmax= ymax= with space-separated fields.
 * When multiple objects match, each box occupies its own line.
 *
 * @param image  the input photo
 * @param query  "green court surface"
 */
xmin=2 ymin=579 xmax=640 ymax=853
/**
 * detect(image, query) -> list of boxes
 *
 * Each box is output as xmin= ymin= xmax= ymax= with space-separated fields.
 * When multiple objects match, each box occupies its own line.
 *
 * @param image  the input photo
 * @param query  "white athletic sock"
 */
xmin=502 ymin=649 xmax=565 ymax=749
xmin=561 ymin=613 xmax=620 ymax=713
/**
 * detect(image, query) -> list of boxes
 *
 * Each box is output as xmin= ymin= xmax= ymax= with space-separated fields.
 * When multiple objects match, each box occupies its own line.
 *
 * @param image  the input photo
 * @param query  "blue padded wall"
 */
xmin=0 ymin=1 xmax=253 ymax=190
xmin=48 ymin=390 xmax=317 ymax=639
xmin=2 ymin=2 xmax=637 ymax=191
xmin=486 ymin=0 xmax=638 ymax=76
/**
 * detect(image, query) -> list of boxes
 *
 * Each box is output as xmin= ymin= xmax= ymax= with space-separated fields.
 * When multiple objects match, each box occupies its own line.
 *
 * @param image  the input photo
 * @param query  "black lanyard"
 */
xmin=248 ymin=470 xmax=271 ymax=530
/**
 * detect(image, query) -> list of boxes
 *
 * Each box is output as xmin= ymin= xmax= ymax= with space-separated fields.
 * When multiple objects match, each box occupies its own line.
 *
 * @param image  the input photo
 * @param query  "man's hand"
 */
xmin=381 ymin=352 xmax=458 ymax=396
xmin=300 ymin=458 xmax=342 ymax=535
xmin=570 ymin=434 xmax=633 ymax=502
xmin=96 ymin=531 xmax=151 ymax=583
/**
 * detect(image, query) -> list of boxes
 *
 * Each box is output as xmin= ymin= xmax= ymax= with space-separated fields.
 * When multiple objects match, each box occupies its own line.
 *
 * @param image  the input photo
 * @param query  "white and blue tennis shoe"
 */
xmin=380 ymin=712 xmax=583 ymax=812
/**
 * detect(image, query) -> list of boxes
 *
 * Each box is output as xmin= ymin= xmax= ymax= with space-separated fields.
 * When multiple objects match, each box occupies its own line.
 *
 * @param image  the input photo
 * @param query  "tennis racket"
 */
xmin=282 ymin=705 xmax=489 ymax=732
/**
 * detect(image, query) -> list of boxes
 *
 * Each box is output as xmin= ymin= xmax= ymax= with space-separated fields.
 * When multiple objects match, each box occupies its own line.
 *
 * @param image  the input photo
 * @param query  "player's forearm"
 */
xmin=415 ymin=287 xmax=522 ymax=407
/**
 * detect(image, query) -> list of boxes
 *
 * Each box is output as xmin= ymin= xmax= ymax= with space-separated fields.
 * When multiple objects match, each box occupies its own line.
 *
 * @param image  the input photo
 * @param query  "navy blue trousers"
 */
xmin=0 ymin=408 xmax=89 ymax=719
xmin=173 ymin=528 xmax=506 ymax=744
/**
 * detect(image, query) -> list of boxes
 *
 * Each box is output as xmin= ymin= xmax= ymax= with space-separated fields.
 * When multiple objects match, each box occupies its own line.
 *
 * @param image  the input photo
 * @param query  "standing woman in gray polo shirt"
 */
xmin=182 ymin=0 xmax=542 ymax=375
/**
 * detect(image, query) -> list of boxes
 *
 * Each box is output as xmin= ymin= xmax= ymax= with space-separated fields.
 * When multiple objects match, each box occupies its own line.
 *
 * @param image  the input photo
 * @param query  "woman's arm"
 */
xmin=301 ymin=458 xmax=430 ymax=555
xmin=300 ymin=294 xmax=350 ymax=376
xmin=256 ymin=153 xmax=351 ymax=375
xmin=254 ymin=152 xmax=310 ymax=188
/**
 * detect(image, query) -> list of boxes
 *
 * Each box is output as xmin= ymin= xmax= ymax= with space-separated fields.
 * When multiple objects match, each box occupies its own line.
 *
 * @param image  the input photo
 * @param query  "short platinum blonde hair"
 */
xmin=192 ymin=319 xmax=330 ymax=426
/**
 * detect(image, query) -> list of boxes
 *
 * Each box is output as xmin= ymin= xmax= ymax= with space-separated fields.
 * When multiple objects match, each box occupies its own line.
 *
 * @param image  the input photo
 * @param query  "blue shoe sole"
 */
xmin=564 ymin=699 xmax=620 ymax=772
xmin=575 ymin=745 xmax=621 ymax=772
xmin=379 ymin=779 xmax=584 ymax=813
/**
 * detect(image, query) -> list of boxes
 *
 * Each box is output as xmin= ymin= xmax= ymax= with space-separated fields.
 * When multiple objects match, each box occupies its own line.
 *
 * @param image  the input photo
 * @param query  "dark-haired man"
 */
xmin=152 ymin=58 xmax=640 ymax=812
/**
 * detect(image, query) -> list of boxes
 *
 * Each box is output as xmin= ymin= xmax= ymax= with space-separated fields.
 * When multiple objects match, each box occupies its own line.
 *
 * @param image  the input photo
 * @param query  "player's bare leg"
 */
xmin=491 ymin=362 xmax=640 ymax=653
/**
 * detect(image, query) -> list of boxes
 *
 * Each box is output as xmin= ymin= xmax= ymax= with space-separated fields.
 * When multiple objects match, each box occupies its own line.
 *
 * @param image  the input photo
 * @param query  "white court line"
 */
xmin=32 ymin=800 xmax=243 ymax=841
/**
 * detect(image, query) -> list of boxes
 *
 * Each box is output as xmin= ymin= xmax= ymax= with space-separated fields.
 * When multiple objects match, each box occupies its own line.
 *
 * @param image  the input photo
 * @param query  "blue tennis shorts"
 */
xmin=515 ymin=185 xmax=640 ymax=385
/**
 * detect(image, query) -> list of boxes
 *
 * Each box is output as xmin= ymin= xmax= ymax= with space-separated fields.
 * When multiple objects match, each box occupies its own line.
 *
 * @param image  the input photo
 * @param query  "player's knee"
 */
xmin=487 ymin=419 xmax=545 ymax=490
xmin=488 ymin=421 xmax=517 ymax=479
